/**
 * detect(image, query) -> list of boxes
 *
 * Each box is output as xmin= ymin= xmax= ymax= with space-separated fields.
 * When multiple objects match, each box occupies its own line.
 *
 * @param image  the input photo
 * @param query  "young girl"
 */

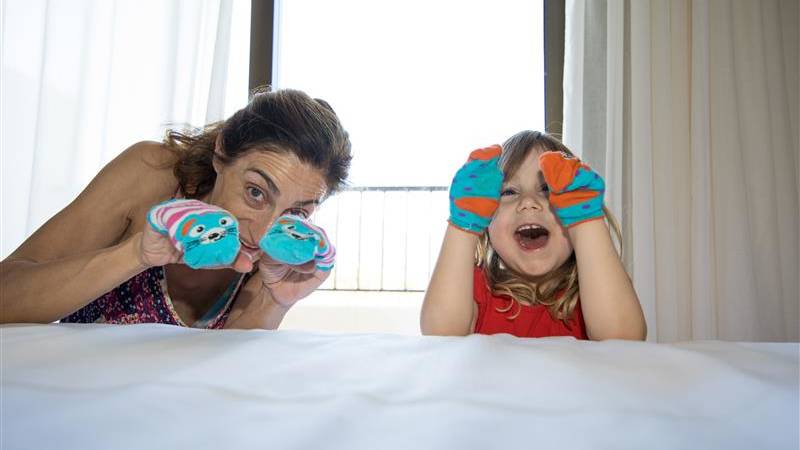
xmin=421 ymin=131 xmax=646 ymax=340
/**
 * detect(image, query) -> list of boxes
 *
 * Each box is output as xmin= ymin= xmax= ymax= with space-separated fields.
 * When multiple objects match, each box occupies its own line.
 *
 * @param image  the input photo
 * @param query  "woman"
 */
xmin=0 ymin=88 xmax=351 ymax=329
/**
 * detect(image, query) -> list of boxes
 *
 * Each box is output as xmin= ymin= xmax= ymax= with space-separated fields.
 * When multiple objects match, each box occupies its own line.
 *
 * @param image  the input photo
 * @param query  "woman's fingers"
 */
xmin=293 ymin=260 xmax=318 ymax=274
xmin=231 ymin=252 xmax=254 ymax=273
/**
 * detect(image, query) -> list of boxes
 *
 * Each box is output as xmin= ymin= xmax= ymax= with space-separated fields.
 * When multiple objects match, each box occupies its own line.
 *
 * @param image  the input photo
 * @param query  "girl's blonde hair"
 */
xmin=475 ymin=131 xmax=623 ymax=323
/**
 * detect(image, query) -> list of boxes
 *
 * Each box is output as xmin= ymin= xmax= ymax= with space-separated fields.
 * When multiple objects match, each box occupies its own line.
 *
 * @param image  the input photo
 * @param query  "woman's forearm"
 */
xmin=420 ymin=225 xmax=479 ymax=336
xmin=569 ymin=220 xmax=647 ymax=340
xmin=223 ymin=283 xmax=290 ymax=329
xmin=0 ymin=233 xmax=149 ymax=324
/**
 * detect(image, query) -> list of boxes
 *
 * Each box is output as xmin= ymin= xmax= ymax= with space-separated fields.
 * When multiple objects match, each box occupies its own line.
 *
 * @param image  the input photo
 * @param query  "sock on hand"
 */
xmin=449 ymin=145 xmax=504 ymax=234
xmin=147 ymin=199 xmax=241 ymax=269
xmin=539 ymin=152 xmax=605 ymax=228
xmin=259 ymin=215 xmax=335 ymax=271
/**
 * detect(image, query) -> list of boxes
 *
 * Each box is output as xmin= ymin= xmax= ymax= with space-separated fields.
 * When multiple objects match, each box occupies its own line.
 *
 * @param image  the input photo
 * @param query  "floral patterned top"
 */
xmin=60 ymin=266 xmax=248 ymax=329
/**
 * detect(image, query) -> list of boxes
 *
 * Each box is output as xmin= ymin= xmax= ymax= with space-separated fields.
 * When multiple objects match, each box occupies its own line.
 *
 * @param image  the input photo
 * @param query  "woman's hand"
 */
xmin=257 ymin=255 xmax=331 ymax=307
xmin=448 ymin=145 xmax=504 ymax=235
xmin=256 ymin=215 xmax=335 ymax=306
xmin=221 ymin=253 xmax=326 ymax=329
xmin=138 ymin=221 xmax=182 ymax=268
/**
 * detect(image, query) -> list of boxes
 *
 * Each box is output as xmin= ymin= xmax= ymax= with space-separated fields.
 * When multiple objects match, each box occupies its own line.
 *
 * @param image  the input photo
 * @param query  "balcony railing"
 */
xmin=311 ymin=186 xmax=449 ymax=292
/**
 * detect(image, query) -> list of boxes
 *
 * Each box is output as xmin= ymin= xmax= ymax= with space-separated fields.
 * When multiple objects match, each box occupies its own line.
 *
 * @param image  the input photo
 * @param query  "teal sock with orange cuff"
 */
xmin=539 ymin=152 xmax=605 ymax=228
xmin=448 ymin=145 xmax=504 ymax=234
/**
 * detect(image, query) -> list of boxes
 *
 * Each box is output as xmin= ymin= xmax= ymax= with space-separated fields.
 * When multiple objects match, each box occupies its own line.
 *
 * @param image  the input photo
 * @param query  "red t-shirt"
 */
xmin=473 ymin=267 xmax=588 ymax=339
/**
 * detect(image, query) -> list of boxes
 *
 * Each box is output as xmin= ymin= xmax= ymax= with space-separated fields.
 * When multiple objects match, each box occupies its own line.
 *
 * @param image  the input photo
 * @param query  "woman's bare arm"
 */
xmin=0 ymin=142 xmax=176 ymax=323
xmin=223 ymin=276 xmax=291 ymax=330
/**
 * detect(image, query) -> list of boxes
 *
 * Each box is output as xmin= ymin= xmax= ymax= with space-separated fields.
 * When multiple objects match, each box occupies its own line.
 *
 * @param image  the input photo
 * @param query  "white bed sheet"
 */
xmin=2 ymin=324 xmax=798 ymax=450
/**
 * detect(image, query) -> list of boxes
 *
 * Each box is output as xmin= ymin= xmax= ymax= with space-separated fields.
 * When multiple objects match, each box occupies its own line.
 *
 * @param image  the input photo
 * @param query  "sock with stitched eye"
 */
xmin=259 ymin=215 xmax=335 ymax=271
xmin=147 ymin=199 xmax=241 ymax=269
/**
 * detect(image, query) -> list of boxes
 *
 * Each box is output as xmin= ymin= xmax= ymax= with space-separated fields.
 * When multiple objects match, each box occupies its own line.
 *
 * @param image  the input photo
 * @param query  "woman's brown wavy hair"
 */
xmin=162 ymin=87 xmax=352 ymax=199
xmin=475 ymin=130 xmax=622 ymax=324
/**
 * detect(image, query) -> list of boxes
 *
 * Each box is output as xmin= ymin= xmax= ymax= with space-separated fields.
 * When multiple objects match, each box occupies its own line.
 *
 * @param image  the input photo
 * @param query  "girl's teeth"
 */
xmin=514 ymin=224 xmax=550 ymax=250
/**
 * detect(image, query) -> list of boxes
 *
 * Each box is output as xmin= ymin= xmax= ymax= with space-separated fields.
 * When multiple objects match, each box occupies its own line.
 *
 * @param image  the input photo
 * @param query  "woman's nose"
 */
xmin=243 ymin=214 xmax=278 ymax=243
xmin=255 ymin=217 xmax=277 ymax=240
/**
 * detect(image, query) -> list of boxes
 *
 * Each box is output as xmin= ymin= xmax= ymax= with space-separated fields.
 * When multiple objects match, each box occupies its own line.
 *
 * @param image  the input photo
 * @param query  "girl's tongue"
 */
xmin=514 ymin=225 xmax=549 ymax=250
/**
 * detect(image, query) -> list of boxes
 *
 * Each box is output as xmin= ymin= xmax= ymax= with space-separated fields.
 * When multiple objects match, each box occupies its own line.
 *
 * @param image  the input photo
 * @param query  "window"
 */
xmin=271 ymin=0 xmax=545 ymax=298
xmin=275 ymin=0 xmax=545 ymax=188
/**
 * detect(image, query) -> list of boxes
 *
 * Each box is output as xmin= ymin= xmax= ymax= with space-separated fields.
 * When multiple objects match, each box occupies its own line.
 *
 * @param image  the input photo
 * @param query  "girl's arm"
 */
xmin=0 ymin=142 xmax=177 ymax=323
xmin=420 ymin=225 xmax=480 ymax=335
xmin=421 ymin=145 xmax=504 ymax=336
xmin=569 ymin=220 xmax=647 ymax=340
xmin=538 ymin=151 xmax=646 ymax=340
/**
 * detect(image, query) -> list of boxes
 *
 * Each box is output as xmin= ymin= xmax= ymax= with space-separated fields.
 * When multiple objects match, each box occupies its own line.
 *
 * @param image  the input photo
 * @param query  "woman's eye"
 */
xmin=287 ymin=208 xmax=309 ymax=218
xmin=500 ymin=189 xmax=517 ymax=196
xmin=248 ymin=187 xmax=264 ymax=200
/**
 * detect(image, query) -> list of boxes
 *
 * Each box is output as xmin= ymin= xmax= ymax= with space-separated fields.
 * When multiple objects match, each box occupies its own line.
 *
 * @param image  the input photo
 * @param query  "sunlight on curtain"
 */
xmin=1 ymin=0 xmax=251 ymax=258
xmin=563 ymin=0 xmax=799 ymax=342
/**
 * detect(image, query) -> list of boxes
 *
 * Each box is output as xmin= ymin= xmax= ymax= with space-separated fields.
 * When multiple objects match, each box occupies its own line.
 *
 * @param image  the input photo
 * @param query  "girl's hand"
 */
xmin=145 ymin=199 xmax=242 ymax=269
xmin=448 ymin=145 xmax=504 ymax=234
xmin=539 ymin=151 xmax=605 ymax=228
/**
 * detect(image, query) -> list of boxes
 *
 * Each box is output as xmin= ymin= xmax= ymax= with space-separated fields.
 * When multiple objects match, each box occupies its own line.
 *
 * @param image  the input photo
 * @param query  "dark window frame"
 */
xmin=249 ymin=0 xmax=274 ymax=92
xmin=544 ymin=0 xmax=565 ymax=137
xmin=248 ymin=0 xmax=564 ymax=132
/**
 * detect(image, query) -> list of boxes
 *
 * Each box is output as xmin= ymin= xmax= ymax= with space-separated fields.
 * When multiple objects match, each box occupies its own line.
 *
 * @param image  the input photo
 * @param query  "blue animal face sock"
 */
xmin=147 ymin=199 xmax=241 ymax=269
xmin=259 ymin=215 xmax=335 ymax=271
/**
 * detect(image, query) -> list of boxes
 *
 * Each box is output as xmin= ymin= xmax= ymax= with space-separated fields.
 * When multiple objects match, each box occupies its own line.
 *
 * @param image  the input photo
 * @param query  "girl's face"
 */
xmin=488 ymin=148 xmax=573 ymax=277
xmin=205 ymin=148 xmax=328 ymax=263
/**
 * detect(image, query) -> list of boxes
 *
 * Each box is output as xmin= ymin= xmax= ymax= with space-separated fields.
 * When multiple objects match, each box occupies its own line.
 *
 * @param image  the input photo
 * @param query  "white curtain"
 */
xmin=564 ymin=0 xmax=799 ymax=342
xmin=1 ymin=0 xmax=250 ymax=258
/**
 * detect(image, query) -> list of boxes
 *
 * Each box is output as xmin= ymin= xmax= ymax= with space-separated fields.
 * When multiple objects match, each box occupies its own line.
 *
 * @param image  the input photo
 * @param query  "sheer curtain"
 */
xmin=1 ymin=0 xmax=250 ymax=258
xmin=564 ymin=0 xmax=798 ymax=342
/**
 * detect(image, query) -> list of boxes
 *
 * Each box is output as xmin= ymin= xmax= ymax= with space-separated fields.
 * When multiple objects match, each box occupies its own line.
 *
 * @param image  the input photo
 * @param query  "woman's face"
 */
xmin=206 ymin=148 xmax=328 ymax=263
xmin=488 ymin=148 xmax=573 ymax=277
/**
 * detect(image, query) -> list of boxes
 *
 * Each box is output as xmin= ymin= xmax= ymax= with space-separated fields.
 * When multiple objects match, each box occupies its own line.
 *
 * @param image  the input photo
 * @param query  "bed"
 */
xmin=2 ymin=323 xmax=798 ymax=449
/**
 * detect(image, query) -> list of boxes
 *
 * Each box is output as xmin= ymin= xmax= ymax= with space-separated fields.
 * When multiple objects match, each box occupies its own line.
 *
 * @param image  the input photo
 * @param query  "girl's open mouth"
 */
xmin=514 ymin=224 xmax=549 ymax=251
